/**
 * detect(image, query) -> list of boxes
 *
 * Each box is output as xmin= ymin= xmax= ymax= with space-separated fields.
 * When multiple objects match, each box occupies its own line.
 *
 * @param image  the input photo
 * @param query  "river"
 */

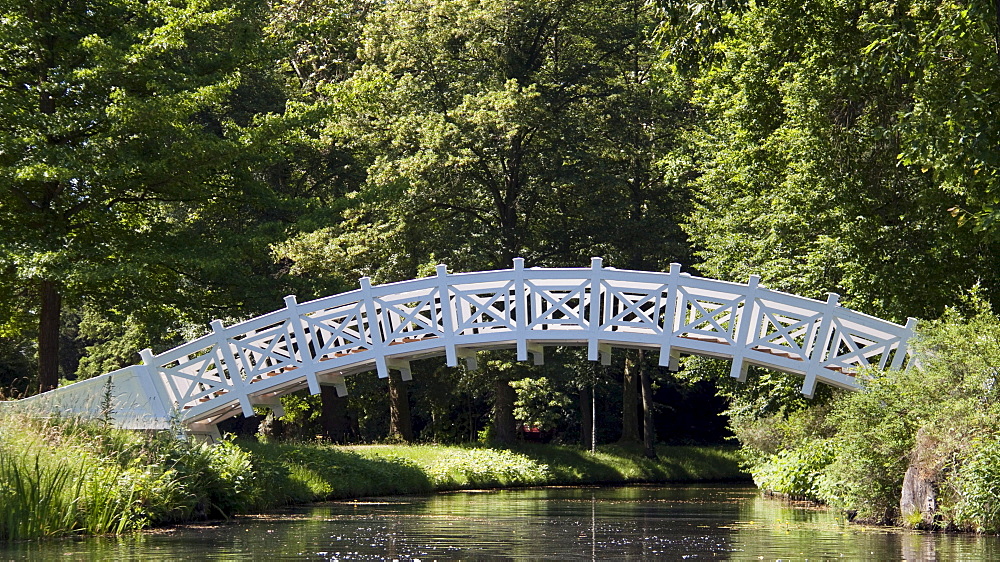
xmin=3 ymin=485 xmax=999 ymax=559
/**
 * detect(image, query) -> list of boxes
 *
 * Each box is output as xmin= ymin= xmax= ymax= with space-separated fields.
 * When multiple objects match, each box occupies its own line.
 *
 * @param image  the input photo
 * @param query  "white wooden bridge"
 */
xmin=2 ymin=259 xmax=916 ymax=439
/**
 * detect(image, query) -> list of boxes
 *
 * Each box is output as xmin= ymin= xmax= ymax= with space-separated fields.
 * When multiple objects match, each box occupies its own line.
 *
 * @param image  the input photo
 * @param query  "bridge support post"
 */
xmin=457 ymin=350 xmax=479 ymax=371
xmin=802 ymin=292 xmax=841 ymax=397
xmin=729 ymin=275 xmax=761 ymax=382
xmin=386 ymin=358 xmax=413 ymax=381
xmin=283 ymin=295 xmax=322 ymax=395
xmin=658 ymin=263 xmax=683 ymax=371
xmin=318 ymin=373 xmax=349 ymax=397
xmin=251 ymin=395 xmax=285 ymax=417
xmin=187 ymin=422 xmax=222 ymax=442
xmin=527 ymin=343 xmax=545 ymax=365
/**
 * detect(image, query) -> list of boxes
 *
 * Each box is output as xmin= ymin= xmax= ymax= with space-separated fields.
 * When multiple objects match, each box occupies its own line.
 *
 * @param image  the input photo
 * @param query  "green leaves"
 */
xmin=684 ymin=0 xmax=1000 ymax=322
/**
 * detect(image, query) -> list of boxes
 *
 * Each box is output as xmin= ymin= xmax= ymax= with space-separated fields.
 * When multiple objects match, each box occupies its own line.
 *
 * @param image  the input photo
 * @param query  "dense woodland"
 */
xmin=2 ymin=0 xmax=999 ymax=461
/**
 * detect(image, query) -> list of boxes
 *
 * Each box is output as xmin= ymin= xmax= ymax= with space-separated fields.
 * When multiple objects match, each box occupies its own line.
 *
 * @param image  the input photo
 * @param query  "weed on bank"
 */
xmin=0 ymin=411 xmax=746 ymax=542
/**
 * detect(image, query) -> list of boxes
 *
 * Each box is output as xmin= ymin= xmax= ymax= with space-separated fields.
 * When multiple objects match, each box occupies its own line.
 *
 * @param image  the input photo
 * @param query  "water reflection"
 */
xmin=2 ymin=486 xmax=999 ymax=560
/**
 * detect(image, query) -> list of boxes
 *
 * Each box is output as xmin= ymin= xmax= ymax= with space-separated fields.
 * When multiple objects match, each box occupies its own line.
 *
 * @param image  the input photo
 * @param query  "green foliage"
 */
xmin=246 ymin=441 xmax=747 ymax=498
xmin=684 ymin=0 xmax=1000 ymax=321
xmin=950 ymin=436 xmax=1000 ymax=533
xmin=511 ymin=376 xmax=572 ymax=431
xmin=0 ymin=415 xmax=261 ymax=541
xmin=752 ymin=440 xmax=834 ymax=501
xmin=739 ymin=302 xmax=1000 ymax=526
xmin=421 ymin=447 xmax=550 ymax=489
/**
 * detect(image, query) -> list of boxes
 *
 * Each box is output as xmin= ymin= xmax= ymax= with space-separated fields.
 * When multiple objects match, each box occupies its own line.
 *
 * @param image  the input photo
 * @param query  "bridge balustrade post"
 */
xmin=729 ymin=275 xmax=762 ymax=382
xmin=587 ymin=257 xmax=605 ymax=363
xmin=210 ymin=320 xmax=256 ymax=418
xmin=137 ymin=348 xmax=174 ymax=422
xmin=435 ymin=264 xmax=460 ymax=368
xmin=891 ymin=317 xmax=919 ymax=371
xmin=802 ymin=292 xmax=841 ymax=397
xmin=658 ymin=263 xmax=683 ymax=371
xmin=283 ymin=295 xmax=322 ymax=395
xmin=513 ymin=258 xmax=528 ymax=361
xmin=360 ymin=277 xmax=390 ymax=378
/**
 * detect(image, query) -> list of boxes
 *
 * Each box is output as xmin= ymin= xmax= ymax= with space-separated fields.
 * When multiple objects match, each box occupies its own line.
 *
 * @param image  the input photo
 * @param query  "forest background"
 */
xmin=1 ymin=0 xmax=999 ymax=494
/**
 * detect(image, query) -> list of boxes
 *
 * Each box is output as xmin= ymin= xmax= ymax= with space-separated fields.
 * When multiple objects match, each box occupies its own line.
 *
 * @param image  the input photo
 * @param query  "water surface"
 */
xmin=3 ymin=485 xmax=998 ymax=560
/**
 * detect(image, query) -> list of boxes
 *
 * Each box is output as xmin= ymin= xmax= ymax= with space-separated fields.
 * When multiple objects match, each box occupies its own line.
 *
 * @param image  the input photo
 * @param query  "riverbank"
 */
xmin=729 ymin=306 xmax=1000 ymax=533
xmin=238 ymin=440 xmax=749 ymax=505
xmin=0 ymin=413 xmax=747 ymax=542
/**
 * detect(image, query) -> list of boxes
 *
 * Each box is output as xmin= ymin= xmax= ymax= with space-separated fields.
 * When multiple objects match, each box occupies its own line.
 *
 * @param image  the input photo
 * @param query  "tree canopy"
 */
xmin=1 ymin=0 xmax=998 ymax=446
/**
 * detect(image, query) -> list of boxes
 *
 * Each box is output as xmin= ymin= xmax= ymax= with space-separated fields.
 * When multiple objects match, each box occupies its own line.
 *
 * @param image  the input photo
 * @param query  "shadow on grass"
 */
xmin=238 ymin=440 xmax=750 ymax=507
xmin=508 ymin=442 xmax=751 ymax=484
xmin=238 ymin=441 xmax=434 ymax=502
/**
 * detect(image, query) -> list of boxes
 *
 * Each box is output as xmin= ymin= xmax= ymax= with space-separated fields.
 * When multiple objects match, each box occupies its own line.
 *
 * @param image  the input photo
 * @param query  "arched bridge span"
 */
xmin=5 ymin=259 xmax=916 ymax=438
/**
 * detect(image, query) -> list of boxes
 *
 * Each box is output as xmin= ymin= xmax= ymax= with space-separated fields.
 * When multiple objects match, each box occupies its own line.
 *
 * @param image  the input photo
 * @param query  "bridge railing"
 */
xmin=133 ymin=258 xmax=916 ymax=431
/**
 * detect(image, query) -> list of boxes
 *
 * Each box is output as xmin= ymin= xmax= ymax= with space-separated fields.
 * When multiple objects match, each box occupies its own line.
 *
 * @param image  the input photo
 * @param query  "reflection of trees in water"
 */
xmin=735 ymin=494 xmax=1000 ymax=560
xmin=7 ymin=487 xmax=1000 ymax=558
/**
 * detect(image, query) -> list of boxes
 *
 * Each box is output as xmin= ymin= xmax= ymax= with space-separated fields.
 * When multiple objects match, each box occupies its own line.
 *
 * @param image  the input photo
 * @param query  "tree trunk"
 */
xmin=620 ymin=351 xmax=640 ymax=443
xmin=493 ymin=379 xmax=517 ymax=444
xmin=37 ymin=279 xmax=61 ymax=393
xmin=580 ymin=384 xmax=593 ymax=449
xmin=388 ymin=370 xmax=413 ymax=442
xmin=321 ymin=385 xmax=352 ymax=443
xmin=639 ymin=350 xmax=657 ymax=458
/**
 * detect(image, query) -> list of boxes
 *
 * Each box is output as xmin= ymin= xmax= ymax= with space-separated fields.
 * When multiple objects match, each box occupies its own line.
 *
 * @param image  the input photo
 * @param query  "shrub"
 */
xmin=753 ymin=440 xmax=833 ymax=501
xmin=950 ymin=435 xmax=1000 ymax=532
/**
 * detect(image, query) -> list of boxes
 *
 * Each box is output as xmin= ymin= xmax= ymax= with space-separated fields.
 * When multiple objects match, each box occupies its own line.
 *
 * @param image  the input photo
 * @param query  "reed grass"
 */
xmin=0 ymin=413 xmax=254 ymax=542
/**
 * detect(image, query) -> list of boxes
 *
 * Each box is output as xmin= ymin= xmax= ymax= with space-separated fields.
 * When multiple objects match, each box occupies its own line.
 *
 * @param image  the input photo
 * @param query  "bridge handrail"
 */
xmin=131 ymin=258 xmax=915 ymax=431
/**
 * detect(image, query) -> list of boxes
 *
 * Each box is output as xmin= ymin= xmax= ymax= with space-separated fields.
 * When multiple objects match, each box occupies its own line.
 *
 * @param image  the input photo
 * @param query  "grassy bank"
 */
xmin=238 ymin=441 xmax=748 ymax=505
xmin=0 ymin=412 xmax=746 ymax=542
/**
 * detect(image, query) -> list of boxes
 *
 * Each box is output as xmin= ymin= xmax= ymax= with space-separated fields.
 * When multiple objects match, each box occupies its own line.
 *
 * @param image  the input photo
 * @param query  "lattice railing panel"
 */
xmin=229 ymin=321 xmax=298 ymax=382
xmin=303 ymin=300 xmax=370 ymax=360
xmin=746 ymin=298 xmax=825 ymax=361
xmin=63 ymin=256 xmax=916 ymax=435
xmin=674 ymin=286 xmax=743 ymax=344
xmin=599 ymin=280 xmax=670 ymax=335
xmin=452 ymin=280 xmax=517 ymax=334
xmin=156 ymin=343 xmax=234 ymax=411
xmin=823 ymin=316 xmax=909 ymax=374
xmin=525 ymin=278 xmax=591 ymax=331
xmin=373 ymin=286 xmax=445 ymax=344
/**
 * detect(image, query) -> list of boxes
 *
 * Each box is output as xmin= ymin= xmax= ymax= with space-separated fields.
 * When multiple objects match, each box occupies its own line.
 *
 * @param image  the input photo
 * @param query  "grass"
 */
xmin=0 ymin=412 xmax=747 ymax=543
xmin=0 ymin=413 xmax=260 ymax=542
xmin=240 ymin=440 xmax=749 ymax=504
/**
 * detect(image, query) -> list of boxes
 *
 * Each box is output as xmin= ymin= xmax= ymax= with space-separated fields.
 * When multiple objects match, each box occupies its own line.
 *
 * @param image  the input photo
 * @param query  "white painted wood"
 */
xmin=6 ymin=258 xmax=916 ymax=436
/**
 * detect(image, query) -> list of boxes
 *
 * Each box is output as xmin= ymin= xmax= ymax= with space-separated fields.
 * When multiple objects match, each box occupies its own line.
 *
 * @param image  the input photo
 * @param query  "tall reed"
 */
xmin=0 ymin=413 xmax=252 ymax=542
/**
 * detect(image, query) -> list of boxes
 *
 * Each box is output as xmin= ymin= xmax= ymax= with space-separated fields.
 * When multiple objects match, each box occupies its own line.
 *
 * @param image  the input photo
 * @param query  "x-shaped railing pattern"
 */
xmin=15 ymin=258 xmax=916 ymax=436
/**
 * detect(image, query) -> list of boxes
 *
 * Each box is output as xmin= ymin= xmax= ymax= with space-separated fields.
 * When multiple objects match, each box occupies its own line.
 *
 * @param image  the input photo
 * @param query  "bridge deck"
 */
xmin=2 ymin=259 xmax=916 ymax=439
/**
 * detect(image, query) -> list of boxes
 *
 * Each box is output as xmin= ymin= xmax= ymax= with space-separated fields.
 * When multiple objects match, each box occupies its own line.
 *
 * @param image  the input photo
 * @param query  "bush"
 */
xmin=950 ymin=435 xmax=1000 ymax=532
xmin=753 ymin=440 xmax=833 ymax=501
xmin=735 ymin=299 xmax=1000 ymax=527
xmin=0 ymin=414 xmax=264 ymax=541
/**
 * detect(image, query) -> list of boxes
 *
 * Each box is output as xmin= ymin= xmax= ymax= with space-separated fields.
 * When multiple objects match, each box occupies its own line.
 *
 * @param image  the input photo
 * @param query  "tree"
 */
xmin=322 ymin=0 xmax=637 ymax=442
xmin=0 ymin=0 xmax=269 ymax=391
xmin=683 ymin=0 xmax=1000 ymax=322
